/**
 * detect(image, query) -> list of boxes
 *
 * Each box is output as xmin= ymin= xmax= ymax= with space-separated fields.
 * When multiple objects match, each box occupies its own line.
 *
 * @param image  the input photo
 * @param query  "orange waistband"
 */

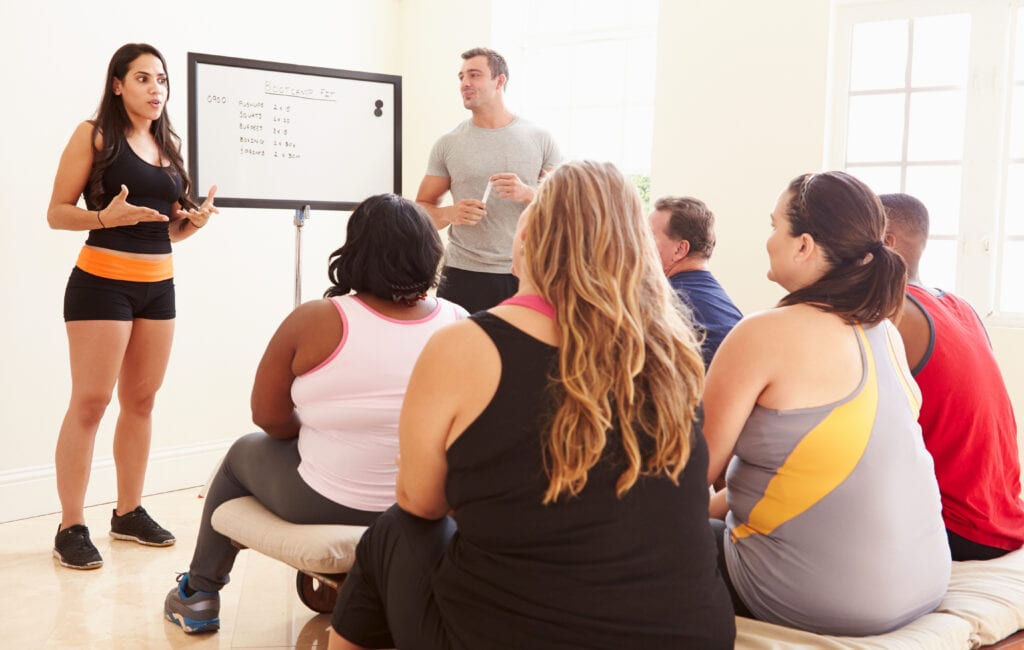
xmin=76 ymin=247 xmax=174 ymax=282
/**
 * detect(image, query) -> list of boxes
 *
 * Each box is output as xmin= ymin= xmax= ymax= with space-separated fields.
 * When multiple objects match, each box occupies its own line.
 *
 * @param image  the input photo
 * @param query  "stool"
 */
xmin=210 ymin=496 xmax=367 ymax=613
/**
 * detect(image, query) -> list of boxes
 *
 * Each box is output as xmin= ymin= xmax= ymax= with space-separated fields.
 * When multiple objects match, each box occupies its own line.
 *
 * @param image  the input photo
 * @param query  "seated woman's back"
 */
xmin=432 ymin=306 xmax=733 ymax=649
xmin=390 ymin=161 xmax=736 ymax=649
xmin=721 ymin=310 xmax=948 ymax=634
xmin=704 ymin=171 xmax=950 ymax=636
xmin=293 ymin=294 xmax=464 ymax=512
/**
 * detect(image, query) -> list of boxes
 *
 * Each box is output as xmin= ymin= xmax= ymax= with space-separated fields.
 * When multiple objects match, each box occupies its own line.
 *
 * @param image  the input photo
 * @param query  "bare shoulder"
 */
xmin=291 ymin=297 xmax=339 ymax=322
xmin=422 ymin=317 xmax=494 ymax=361
xmin=70 ymin=120 xmax=102 ymax=148
xmin=273 ymin=298 xmax=340 ymax=340
xmin=722 ymin=305 xmax=797 ymax=342
xmin=716 ymin=304 xmax=836 ymax=364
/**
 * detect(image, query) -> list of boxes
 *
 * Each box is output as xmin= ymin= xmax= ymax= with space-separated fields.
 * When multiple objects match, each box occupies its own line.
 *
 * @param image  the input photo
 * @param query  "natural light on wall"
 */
xmin=832 ymin=0 xmax=1024 ymax=320
xmin=491 ymin=0 xmax=659 ymax=207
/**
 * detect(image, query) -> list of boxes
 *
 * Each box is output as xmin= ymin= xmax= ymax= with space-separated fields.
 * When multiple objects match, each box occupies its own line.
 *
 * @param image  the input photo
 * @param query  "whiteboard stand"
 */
xmin=293 ymin=205 xmax=311 ymax=308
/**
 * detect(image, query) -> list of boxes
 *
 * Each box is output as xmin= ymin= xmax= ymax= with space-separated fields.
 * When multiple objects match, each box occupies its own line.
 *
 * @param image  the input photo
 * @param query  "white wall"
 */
xmin=0 ymin=0 xmax=491 ymax=522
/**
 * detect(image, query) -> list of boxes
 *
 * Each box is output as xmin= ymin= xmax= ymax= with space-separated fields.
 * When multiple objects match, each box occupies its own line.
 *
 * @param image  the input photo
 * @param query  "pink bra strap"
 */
xmin=499 ymin=294 xmax=555 ymax=319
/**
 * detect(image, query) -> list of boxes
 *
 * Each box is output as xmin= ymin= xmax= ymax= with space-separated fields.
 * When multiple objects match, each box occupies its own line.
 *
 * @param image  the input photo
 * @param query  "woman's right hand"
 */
xmin=99 ymin=185 xmax=167 ymax=227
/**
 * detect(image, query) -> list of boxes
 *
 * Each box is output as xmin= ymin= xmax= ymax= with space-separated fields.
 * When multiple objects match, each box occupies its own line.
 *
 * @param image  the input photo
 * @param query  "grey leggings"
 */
xmin=187 ymin=432 xmax=382 ymax=593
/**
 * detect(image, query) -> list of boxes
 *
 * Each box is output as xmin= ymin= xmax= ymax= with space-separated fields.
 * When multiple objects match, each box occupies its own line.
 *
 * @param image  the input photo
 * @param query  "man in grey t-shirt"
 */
xmin=416 ymin=47 xmax=561 ymax=313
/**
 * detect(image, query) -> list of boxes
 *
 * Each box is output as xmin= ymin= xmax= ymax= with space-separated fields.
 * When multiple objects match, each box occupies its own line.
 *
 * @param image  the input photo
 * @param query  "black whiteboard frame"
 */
xmin=187 ymin=52 xmax=402 ymax=211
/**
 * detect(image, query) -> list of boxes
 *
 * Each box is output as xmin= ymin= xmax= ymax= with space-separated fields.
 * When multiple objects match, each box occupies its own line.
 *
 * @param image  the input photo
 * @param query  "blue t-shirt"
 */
xmin=668 ymin=269 xmax=742 ymax=366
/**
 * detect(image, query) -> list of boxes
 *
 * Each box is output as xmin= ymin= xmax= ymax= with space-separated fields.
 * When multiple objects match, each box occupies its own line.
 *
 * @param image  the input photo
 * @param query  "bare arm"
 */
xmin=488 ymin=165 xmax=556 ymax=205
xmin=709 ymin=488 xmax=729 ymax=519
xmin=702 ymin=316 xmax=774 ymax=485
xmin=396 ymin=319 xmax=497 ymax=519
xmin=895 ymin=297 xmax=930 ymax=371
xmin=416 ymin=174 xmax=485 ymax=229
xmin=250 ymin=300 xmax=342 ymax=439
xmin=47 ymin=121 xmax=167 ymax=230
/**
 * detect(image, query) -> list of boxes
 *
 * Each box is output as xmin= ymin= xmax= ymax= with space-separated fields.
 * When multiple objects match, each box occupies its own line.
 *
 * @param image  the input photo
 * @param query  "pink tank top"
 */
xmin=293 ymin=294 xmax=466 ymax=511
xmin=499 ymin=294 xmax=555 ymax=318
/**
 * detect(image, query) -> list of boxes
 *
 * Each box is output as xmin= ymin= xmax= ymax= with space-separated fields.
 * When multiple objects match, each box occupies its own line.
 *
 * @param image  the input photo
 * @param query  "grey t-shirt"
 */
xmin=426 ymin=117 xmax=561 ymax=273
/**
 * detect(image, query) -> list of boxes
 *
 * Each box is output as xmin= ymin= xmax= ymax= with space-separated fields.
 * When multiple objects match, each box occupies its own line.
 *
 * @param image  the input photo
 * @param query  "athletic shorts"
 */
xmin=63 ymin=267 xmax=176 ymax=321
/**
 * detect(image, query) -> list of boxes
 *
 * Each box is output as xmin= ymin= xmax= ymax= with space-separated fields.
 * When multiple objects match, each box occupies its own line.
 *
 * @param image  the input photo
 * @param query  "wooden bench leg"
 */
xmin=296 ymin=571 xmax=346 ymax=614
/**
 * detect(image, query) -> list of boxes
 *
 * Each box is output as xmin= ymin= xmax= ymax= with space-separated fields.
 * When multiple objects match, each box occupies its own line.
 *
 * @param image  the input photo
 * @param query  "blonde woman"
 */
xmin=328 ymin=161 xmax=735 ymax=650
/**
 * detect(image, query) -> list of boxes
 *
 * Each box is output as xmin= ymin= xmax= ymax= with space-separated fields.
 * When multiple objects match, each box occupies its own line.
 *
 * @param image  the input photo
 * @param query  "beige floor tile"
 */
xmin=0 ymin=489 xmax=331 ymax=648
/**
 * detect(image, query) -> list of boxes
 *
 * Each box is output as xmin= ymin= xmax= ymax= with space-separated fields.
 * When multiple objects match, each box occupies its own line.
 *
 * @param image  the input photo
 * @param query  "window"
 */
xmin=491 ymin=0 xmax=659 ymax=207
xmin=830 ymin=0 xmax=1023 ymax=322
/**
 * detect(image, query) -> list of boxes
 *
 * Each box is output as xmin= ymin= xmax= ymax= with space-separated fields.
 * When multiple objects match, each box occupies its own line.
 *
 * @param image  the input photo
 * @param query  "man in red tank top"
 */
xmin=882 ymin=193 xmax=1024 ymax=561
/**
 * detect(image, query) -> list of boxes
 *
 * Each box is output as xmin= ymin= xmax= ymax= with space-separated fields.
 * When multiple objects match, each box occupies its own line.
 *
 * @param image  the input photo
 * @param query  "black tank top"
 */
xmin=84 ymin=138 xmax=181 ymax=254
xmin=432 ymin=312 xmax=735 ymax=649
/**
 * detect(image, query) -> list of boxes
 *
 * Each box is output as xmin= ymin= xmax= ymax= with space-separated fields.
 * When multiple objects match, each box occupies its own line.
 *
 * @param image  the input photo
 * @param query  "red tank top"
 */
xmin=907 ymin=285 xmax=1024 ymax=550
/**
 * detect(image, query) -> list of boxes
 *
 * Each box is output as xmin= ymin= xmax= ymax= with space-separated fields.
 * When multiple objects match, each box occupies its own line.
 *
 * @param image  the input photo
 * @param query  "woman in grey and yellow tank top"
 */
xmin=703 ymin=171 xmax=950 ymax=636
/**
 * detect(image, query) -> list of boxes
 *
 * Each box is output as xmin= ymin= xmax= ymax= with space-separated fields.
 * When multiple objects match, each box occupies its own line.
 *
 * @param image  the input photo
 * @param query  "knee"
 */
xmin=218 ymin=432 xmax=275 ymax=477
xmin=69 ymin=391 xmax=114 ymax=428
xmin=117 ymin=389 xmax=158 ymax=417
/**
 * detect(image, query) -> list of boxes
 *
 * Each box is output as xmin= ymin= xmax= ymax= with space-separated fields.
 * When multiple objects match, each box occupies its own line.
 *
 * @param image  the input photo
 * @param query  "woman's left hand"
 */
xmin=175 ymin=185 xmax=219 ymax=229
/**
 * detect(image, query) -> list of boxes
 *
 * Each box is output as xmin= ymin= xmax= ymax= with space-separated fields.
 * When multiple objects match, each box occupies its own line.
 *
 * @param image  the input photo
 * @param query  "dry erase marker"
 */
xmin=482 ymin=181 xmax=492 ymax=204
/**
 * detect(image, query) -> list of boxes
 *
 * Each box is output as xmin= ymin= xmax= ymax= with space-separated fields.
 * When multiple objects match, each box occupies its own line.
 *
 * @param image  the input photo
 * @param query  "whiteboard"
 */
xmin=187 ymin=53 xmax=401 ymax=210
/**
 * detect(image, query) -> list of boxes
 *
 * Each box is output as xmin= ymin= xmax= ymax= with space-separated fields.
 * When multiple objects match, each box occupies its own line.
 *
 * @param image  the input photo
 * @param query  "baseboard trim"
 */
xmin=0 ymin=439 xmax=233 ymax=523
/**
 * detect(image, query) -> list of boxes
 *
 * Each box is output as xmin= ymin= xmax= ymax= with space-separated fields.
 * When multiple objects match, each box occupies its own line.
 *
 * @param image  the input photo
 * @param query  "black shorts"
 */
xmin=436 ymin=266 xmax=518 ymax=314
xmin=63 ymin=267 xmax=176 ymax=321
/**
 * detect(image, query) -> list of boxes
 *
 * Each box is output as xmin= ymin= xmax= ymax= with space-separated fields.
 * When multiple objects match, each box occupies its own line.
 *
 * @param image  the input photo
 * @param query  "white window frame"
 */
xmin=490 ymin=0 xmax=659 ymax=181
xmin=829 ymin=0 xmax=1022 ymax=326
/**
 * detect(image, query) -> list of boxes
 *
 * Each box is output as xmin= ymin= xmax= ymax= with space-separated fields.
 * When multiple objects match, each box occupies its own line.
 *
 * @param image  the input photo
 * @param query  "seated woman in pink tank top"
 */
xmin=163 ymin=193 xmax=467 ymax=635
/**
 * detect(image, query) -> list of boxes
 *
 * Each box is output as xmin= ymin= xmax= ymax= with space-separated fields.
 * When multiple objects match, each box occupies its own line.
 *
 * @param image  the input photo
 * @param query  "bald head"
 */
xmin=880 ymin=193 xmax=929 ymax=282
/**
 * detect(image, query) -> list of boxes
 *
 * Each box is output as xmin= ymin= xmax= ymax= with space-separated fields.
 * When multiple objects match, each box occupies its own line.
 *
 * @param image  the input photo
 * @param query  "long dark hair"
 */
xmin=86 ymin=43 xmax=195 ymax=211
xmin=324 ymin=194 xmax=443 ymax=303
xmin=778 ymin=171 xmax=906 ymax=325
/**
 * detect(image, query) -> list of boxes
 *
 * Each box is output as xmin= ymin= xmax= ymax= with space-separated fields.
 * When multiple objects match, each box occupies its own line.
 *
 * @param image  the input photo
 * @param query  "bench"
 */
xmin=212 ymin=493 xmax=1024 ymax=646
xmin=735 ymin=547 xmax=1024 ymax=649
xmin=210 ymin=496 xmax=367 ymax=613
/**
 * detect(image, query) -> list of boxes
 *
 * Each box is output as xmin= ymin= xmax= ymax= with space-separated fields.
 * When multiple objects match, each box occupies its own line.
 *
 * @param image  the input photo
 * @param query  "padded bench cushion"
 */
xmin=735 ymin=548 xmax=1024 ymax=649
xmin=210 ymin=496 xmax=367 ymax=575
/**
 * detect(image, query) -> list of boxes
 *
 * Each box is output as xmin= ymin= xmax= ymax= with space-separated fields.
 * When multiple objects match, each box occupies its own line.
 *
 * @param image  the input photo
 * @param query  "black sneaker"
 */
xmin=53 ymin=524 xmax=103 ymax=570
xmin=110 ymin=506 xmax=176 ymax=546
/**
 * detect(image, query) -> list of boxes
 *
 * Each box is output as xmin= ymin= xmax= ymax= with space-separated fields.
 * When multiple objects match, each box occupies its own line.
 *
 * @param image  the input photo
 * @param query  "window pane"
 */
xmin=1010 ymin=85 xmax=1024 ymax=159
xmin=847 ymin=93 xmax=906 ymax=162
xmin=625 ymin=0 xmax=660 ymax=27
xmin=574 ymin=41 xmax=626 ymax=106
xmin=570 ymin=106 xmax=622 ymax=161
xmin=626 ymin=37 xmax=657 ymax=105
xmin=904 ymin=165 xmax=962 ymax=237
xmin=571 ymin=0 xmax=626 ymax=32
xmin=907 ymin=90 xmax=965 ymax=160
xmin=1016 ymin=9 xmax=1024 ymax=82
xmin=623 ymin=105 xmax=654 ymax=175
xmin=919 ymin=239 xmax=957 ymax=291
xmin=523 ymin=45 xmax=571 ymax=109
xmin=998 ymin=241 xmax=1024 ymax=313
xmin=533 ymin=0 xmax=574 ymax=34
xmin=850 ymin=20 xmax=908 ymax=91
xmin=1005 ymin=164 xmax=1024 ymax=238
xmin=911 ymin=14 xmax=970 ymax=87
xmin=847 ymin=166 xmax=902 ymax=195
xmin=529 ymin=107 xmax=571 ymax=160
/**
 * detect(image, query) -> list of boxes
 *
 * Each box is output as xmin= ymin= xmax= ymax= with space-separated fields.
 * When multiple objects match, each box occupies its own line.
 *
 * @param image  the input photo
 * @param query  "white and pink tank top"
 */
xmin=293 ymin=294 xmax=466 ymax=511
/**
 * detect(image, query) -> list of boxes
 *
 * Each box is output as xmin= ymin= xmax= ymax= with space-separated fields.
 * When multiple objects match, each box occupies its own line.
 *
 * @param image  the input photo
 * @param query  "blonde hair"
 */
xmin=522 ymin=161 xmax=705 ymax=503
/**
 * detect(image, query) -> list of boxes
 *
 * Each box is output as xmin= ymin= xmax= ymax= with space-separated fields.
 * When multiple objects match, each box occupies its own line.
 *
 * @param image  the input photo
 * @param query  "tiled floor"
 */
xmin=0 ymin=488 xmax=332 ymax=648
